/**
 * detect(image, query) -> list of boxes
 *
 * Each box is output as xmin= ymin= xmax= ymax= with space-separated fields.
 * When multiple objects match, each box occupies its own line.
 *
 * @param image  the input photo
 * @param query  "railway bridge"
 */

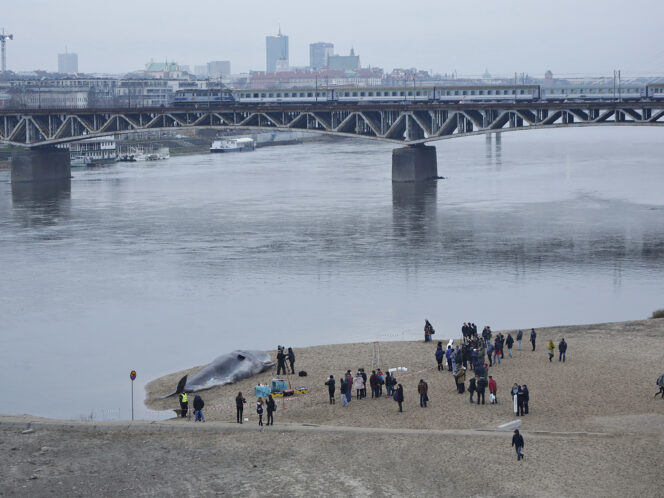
xmin=3 ymin=100 xmax=664 ymax=183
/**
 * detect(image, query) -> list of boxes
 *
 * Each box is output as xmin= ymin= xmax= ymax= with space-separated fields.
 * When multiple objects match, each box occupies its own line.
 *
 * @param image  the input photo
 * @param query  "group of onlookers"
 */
xmin=325 ymin=368 xmax=401 ymax=408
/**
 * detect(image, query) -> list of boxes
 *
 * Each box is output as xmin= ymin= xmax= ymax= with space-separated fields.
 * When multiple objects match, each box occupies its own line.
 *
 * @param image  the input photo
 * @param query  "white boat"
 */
xmin=210 ymin=137 xmax=255 ymax=153
xmin=68 ymin=137 xmax=118 ymax=167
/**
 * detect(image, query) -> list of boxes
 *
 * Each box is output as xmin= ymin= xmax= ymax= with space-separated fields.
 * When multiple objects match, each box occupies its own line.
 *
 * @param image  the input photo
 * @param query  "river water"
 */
xmin=1 ymin=127 xmax=663 ymax=420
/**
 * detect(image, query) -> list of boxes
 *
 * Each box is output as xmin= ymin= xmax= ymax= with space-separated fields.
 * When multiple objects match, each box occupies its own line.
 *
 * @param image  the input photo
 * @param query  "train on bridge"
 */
xmin=174 ymin=83 xmax=664 ymax=107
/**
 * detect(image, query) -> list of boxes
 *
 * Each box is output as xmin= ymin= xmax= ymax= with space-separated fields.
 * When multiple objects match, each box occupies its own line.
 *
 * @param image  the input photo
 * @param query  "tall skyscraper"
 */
xmin=58 ymin=51 xmax=78 ymax=74
xmin=265 ymin=27 xmax=288 ymax=73
xmin=309 ymin=42 xmax=334 ymax=70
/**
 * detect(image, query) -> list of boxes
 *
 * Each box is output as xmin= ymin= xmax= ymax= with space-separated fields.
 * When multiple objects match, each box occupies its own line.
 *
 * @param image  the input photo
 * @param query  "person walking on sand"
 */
xmin=418 ymin=379 xmax=429 ymax=407
xmin=193 ymin=394 xmax=205 ymax=422
xmin=235 ymin=392 xmax=246 ymax=423
xmin=266 ymin=395 xmax=276 ymax=425
xmin=256 ymin=398 xmax=264 ymax=426
xmin=530 ymin=329 xmax=537 ymax=351
xmin=558 ymin=338 xmax=567 ymax=362
xmin=547 ymin=340 xmax=555 ymax=362
xmin=287 ymin=347 xmax=296 ymax=374
xmin=489 ymin=376 xmax=498 ymax=403
xmin=506 ymin=333 xmax=514 ymax=358
xmin=476 ymin=377 xmax=487 ymax=405
xmin=516 ymin=329 xmax=523 ymax=350
xmin=396 ymin=384 xmax=404 ymax=412
xmin=179 ymin=392 xmax=188 ymax=418
xmin=325 ymin=374 xmax=336 ymax=404
xmin=468 ymin=377 xmax=477 ymax=403
xmin=512 ymin=429 xmax=525 ymax=461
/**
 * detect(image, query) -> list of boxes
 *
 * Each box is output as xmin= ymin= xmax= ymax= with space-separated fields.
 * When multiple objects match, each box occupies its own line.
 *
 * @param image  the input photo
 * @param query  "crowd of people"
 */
xmin=324 ymin=368 xmax=405 ymax=410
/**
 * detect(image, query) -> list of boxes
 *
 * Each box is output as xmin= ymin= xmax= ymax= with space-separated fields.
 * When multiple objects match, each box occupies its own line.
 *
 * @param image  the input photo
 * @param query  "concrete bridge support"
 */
xmin=11 ymin=147 xmax=71 ymax=184
xmin=392 ymin=145 xmax=438 ymax=182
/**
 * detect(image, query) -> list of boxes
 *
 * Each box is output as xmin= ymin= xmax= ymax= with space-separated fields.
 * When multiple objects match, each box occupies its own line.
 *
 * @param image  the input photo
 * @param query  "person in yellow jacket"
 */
xmin=179 ymin=392 xmax=188 ymax=418
xmin=547 ymin=340 xmax=555 ymax=362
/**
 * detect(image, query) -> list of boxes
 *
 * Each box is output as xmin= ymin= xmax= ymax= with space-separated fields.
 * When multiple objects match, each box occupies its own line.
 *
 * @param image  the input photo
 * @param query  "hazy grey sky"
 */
xmin=4 ymin=0 xmax=664 ymax=77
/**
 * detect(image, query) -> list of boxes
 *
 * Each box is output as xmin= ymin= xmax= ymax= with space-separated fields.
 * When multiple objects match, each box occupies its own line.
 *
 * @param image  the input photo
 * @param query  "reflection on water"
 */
xmin=1 ymin=127 xmax=664 ymax=420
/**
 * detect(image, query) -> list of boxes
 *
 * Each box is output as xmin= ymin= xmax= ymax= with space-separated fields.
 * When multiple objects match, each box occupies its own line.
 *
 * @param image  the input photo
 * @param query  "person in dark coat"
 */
xmin=287 ymin=347 xmax=295 ymax=374
xmin=522 ymin=384 xmax=530 ymax=414
xmin=276 ymin=348 xmax=287 ymax=375
xmin=530 ymin=329 xmax=537 ymax=351
xmin=476 ymin=377 xmax=487 ymax=405
xmin=516 ymin=329 xmax=523 ymax=350
xmin=558 ymin=339 xmax=567 ymax=362
xmin=385 ymin=372 xmax=395 ymax=397
xmin=340 ymin=377 xmax=348 ymax=405
xmin=235 ymin=392 xmax=246 ymax=423
xmin=468 ymin=377 xmax=477 ymax=403
xmin=506 ymin=333 xmax=514 ymax=358
xmin=325 ymin=375 xmax=336 ymax=404
xmin=396 ymin=384 xmax=404 ymax=412
xmin=193 ymin=394 xmax=205 ymax=422
xmin=369 ymin=371 xmax=378 ymax=399
xmin=256 ymin=398 xmax=264 ymax=426
xmin=417 ymin=379 xmax=428 ymax=408
xmin=512 ymin=429 xmax=525 ymax=461
xmin=265 ymin=394 xmax=276 ymax=425
xmin=360 ymin=368 xmax=368 ymax=398
xmin=516 ymin=385 xmax=526 ymax=416
xmin=435 ymin=345 xmax=445 ymax=371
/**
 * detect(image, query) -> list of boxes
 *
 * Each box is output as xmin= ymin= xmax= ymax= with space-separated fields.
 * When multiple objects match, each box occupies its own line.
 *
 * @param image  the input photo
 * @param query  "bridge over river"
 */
xmin=3 ymin=100 xmax=664 ymax=183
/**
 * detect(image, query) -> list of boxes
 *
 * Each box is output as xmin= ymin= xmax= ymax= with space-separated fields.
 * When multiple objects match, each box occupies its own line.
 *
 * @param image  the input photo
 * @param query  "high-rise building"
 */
xmin=266 ymin=28 xmax=288 ymax=73
xmin=58 ymin=52 xmax=78 ymax=74
xmin=207 ymin=61 xmax=231 ymax=78
xmin=194 ymin=65 xmax=208 ymax=77
xmin=309 ymin=42 xmax=334 ymax=70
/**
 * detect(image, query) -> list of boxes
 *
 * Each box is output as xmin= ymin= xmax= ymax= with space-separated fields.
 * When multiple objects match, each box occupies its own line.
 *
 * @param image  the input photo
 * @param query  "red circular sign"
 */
xmin=130 ymin=370 xmax=137 ymax=381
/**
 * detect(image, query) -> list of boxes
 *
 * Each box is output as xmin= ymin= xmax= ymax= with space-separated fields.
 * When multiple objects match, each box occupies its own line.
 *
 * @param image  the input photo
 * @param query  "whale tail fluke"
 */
xmin=160 ymin=375 xmax=188 ymax=399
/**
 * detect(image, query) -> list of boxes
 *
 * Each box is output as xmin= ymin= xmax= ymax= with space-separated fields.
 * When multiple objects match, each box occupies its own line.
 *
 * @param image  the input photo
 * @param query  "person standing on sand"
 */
xmin=516 ymin=330 xmax=523 ymax=350
xmin=193 ymin=394 xmax=205 ymax=422
xmin=489 ymin=376 xmax=498 ymax=403
xmin=512 ymin=429 xmax=525 ymax=461
xmin=345 ymin=370 xmax=353 ymax=404
xmin=547 ymin=340 xmax=555 ymax=362
xmin=236 ymin=392 xmax=246 ymax=423
xmin=256 ymin=398 xmax=264 ymax=426
xmin=354 ymin=372 xmax=365 ymax=400
xmin=558 ymin=338 xmax=567 ymax=362
xmin=517 ymin=385 xmax=526 ymax=416
xmin=486 ymin=342 xmax=494 ymax=367
xmin=266 ymin=395 xmax=276 ymax=425
xmin=385 ymin=372 xmax=395 ymax=398
xmin=530 ymin=329 xmax=537 ymax=351
xmin=179 ymin=392 xmax=188 ymax=418
xmin=340 ymin=377 xmax=348 ymax=406
xmin=435 ymin=344 xmax=445 ymax=371
xmin=360 ymin=368 xmax=368 ymax=398
xmin=396 ymin=384 xmax=404 ymax=412
xmin=276 ymin=348 xmax=287 ymax=376
xmin=325 ymin=375 xmax=336 ymax=404
xmin=370 ymin=371 xmax=378 ymax=399
xmin=376 ymin=369 xmax=384 ymax=397
xmin=476 ymin=377 xmax=487 ymax=405
xmin=468 ymin=377 xmax=476 ymax=403
xmin=522 ymin=384 xmax=530 ymax=414
xmin=287 ymin=347 xmax=295 ymax=374
xmin=506 ymin=333 xmax=514 ymax=358
xmin=418 ymin=379 xmax=429 ymax=407
xmin=654 ymin=373 xmax=664 ymax=398
xmin=455 ymin=366 xmax=466 ymax=394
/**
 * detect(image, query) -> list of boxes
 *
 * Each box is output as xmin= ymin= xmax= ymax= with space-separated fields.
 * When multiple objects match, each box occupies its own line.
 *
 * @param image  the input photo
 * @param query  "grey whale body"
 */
xmin=168 ymin=350 xmax=274 ymax=396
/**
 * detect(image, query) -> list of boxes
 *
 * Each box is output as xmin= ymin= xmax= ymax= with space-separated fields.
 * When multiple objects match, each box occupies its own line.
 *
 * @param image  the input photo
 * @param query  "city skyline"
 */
xmin=3 ymin=0 xmax=664 ymax=77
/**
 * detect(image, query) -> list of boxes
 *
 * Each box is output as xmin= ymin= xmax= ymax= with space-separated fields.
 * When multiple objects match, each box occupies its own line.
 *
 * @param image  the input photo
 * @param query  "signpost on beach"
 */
xmin=130 ymin=370 xmax=136 ymax=421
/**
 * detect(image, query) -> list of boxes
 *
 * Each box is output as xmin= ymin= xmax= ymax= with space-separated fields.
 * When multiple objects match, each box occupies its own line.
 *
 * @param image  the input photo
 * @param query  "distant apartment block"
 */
xmin=309 ymin=42 xmax=334 ymax=70
xmin=266 ymin=28 xmax=289 ymax=72
xmin=194 ymin=65 xmax=208 ymax=77
xmin=327 ymin=48 xmax=360 ymax=72
xmin=207 ymin=61 xmax=231 ymax=78
xmin=57 ymin=52 xmax=78 ymax=74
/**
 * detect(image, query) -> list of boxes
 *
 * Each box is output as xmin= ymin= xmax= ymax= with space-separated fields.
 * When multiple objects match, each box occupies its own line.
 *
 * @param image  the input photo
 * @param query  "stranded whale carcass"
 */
xmin=167 ymin=350 xmax=274 ymax=396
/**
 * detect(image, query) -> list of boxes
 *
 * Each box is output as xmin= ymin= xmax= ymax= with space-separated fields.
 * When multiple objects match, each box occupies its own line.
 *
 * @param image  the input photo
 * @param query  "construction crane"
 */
xmin=1 ymin=29 xmax=14 ymax=73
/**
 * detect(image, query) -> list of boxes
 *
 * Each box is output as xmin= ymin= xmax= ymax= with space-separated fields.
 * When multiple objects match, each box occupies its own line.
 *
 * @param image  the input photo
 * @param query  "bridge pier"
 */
xmin=11 ymin=147 xmax=71 ymax=184
xmin=392 ymin=145 xmax=438 ymax=182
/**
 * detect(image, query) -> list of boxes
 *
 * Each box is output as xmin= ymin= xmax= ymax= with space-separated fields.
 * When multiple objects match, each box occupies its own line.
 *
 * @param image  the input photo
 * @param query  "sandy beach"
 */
xmin=2 ymin=319 xmax=663 ymax=496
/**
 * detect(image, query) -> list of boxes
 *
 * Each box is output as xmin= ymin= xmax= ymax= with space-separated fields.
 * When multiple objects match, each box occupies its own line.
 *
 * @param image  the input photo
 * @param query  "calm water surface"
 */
xmin=1 ymin=127 xmax=663 ymax=420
